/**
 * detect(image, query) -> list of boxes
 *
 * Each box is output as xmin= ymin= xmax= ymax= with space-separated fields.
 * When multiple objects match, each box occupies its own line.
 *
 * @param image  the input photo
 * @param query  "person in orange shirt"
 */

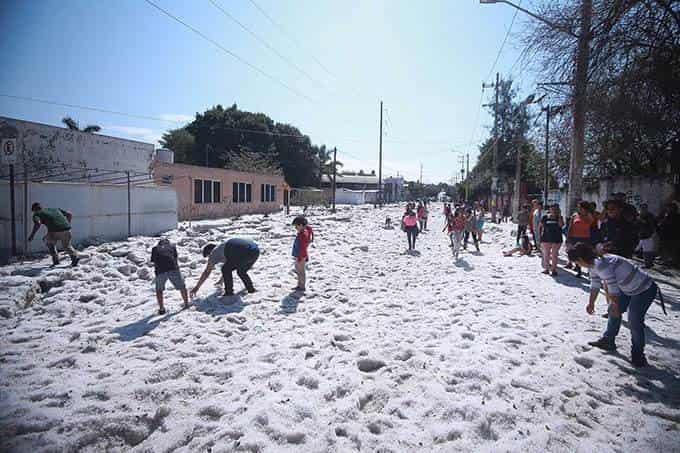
xmin=566 ymin=201 xmax=595 ymax=276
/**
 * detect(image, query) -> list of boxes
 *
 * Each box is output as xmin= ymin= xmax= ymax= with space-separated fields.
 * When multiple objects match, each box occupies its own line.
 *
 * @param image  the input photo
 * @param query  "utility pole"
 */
xmin=466 ymin=153 xmax=470 ymax=202
xmin=482 ymin=73 xmax=501 ymax=221
xmin=332 ymin=147 xmax=337 ymax=213
xmin=378 ymin=100 xmax=383 ymax=207
xmin=567 ymin=0 xmax=592 ymax=216
xmin=513 ymin=141 xmax=522 ymax=221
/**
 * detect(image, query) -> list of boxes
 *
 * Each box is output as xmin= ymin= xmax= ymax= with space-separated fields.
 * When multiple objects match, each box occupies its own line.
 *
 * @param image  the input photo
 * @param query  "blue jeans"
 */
xmin=603 ymin=283 xmax=657 ymax=356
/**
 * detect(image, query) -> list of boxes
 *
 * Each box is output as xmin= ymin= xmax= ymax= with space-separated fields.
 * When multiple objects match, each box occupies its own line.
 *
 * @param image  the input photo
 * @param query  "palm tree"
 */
xmin=61 ymin=116 xmax=101 ymax=133
xmin=318 ymin=146 xmax=342 ymax=182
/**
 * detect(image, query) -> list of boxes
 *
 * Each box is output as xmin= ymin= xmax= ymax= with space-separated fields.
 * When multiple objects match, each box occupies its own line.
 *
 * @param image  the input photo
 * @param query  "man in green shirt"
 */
xmin=28 ymin=202 xmax=79 ymax=267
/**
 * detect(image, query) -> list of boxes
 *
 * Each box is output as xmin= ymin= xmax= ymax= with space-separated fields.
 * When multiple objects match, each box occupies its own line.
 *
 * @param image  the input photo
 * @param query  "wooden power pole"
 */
xmin=332 ymin=147 xmax=337 ymax=213
xmin=378 ymin=101 xmax=383 ymax=207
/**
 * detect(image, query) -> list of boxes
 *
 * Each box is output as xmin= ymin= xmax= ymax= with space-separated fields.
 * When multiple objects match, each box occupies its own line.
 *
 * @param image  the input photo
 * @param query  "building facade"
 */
xmin=152 ymin=161 xmax=286 ymax=221
xmin=320 ymin=174 xmax=404 ymax=204
xmin=0 ymin=116 xmax=154 ymax=174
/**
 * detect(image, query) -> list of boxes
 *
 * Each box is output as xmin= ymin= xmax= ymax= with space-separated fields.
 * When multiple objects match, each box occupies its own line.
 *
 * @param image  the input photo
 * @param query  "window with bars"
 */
xmin=233 ymin=182 xmax=252 ymax=203
xmin=194 ymin=179 xmax=221 ymax=204
xmin=261 ymin=184 xmax=277 ymax=202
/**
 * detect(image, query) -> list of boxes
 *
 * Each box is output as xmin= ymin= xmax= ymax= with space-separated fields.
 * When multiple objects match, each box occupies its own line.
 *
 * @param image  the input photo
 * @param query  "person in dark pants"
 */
xmin=568 ymin=243 xmax=663 ymax=368
xmin=598 ymin=200 xmax=637 ymax=258
xmin=191 ymin=238 xmax=260 ymax=297
xmin=402 ymin=204 xmax=419 ymax=251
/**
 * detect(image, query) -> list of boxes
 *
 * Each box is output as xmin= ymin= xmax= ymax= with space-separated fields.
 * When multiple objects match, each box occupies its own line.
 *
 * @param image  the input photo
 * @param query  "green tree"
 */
xmin=159 ymin=128 xmax=195 ymax=164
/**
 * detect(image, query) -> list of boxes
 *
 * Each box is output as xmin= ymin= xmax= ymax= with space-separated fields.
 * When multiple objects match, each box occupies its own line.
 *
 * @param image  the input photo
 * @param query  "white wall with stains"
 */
xmin=0 ymin=116 xmax=154 ymax=174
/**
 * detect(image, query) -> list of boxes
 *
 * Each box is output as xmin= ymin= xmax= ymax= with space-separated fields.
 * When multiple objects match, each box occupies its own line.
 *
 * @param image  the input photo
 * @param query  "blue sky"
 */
xmin=0 ymin=0 xmax=538 ymax=183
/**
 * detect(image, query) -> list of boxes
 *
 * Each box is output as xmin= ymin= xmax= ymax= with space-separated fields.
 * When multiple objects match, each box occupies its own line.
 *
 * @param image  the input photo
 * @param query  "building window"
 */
xmin=261 ymin=184 xmax=276 ymax=202
xmin=234 ymin=182 xmax=252 ymax=203
xmin=213 ymin=181 xmax=221 ymax=203
xmin=194 ymin=178 xmax=221 ymax=204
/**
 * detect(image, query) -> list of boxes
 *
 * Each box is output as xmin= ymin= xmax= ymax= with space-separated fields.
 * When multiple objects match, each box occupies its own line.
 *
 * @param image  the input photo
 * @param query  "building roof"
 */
xmin=321 ymin=174 xmax=379 ymax=185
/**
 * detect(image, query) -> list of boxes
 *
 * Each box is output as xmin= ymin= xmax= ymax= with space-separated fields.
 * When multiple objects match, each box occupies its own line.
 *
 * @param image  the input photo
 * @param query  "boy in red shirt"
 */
xmin=292 ymin=216 xmax=313 ymax=291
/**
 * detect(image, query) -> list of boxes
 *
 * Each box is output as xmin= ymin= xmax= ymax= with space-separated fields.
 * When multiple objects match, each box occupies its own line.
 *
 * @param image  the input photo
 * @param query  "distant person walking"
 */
xmin=291 ymin=216 xmax=313 ymax=292
xmin=192 ymin=238 xmax=260 ymax=297
xmin=531 ymin=200 xmax=543 ymax=253
xmin=417 ymin=202 xmax=428 ymax=232
xmin=402 ymin=204 xmax=419 ymax=251
xmin=516 ymin=204 xmax=530 ymax=246
xmin=443 ymin=209 xmax=466 ymax=260
xmin=28 ymin=202 xmax=79 ymax=267
xmin=539 ymin=204 xmax=564 ymax=276
xmin=463 ymin=208 xmax=480 ymax=252
xmin=150 ymin=238 xmax=189 ymax=315
xmin=476 ymin=209 xmax=486 ymax=243
xmin=568 ymin=243 xmax=664 ymax=368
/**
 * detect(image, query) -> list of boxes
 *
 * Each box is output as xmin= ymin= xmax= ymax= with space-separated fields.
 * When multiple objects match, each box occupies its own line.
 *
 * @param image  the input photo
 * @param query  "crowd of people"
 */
xmin=503 ymin=193 xmax=680 ymax=275
xmin=25 ymin=196 xmax=676 ymax=368
xmin=400 ymin=200 xmax=485 ymax=258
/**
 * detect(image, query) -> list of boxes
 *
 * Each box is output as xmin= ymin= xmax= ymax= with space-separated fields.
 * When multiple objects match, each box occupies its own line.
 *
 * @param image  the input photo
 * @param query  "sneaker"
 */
xmin=588 ymin=337 xmax=616 ymax=352
xmin=602 ymin=313 xmax=609 ymax=319
xmin=631 ymin=353 xmax=649 ymax=368
xmin=246 ymin=287 xmax=257 ymax=294
xmin=158 ymin=307 xmax=167 ymax=315
xmin=71 ymin=256 xmax=80 ymax=267
xmin=541 ymin=270 xmax=550 ymax=274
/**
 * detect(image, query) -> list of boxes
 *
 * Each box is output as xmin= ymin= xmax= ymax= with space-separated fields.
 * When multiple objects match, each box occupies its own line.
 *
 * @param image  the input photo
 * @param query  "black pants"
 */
xmin=517 ymin=224 xmax=527 ymax=245
xmin=464 ymin=230 xmax=478 ymax=249
xmin=221 ymin=252 xmax=259 ymax=294
xmin=406 ymin=226 xmax=418 ymax=249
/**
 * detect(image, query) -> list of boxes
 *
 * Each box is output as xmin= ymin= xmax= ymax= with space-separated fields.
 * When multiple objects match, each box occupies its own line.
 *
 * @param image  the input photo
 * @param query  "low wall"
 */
xmin=0 ymin=181 xmax=177 ymax=262
xmin=558 ymin=176 xmax=675 ymax=215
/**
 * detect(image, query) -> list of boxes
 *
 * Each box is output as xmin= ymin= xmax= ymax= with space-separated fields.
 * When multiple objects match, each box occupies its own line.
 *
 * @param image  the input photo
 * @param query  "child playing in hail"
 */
xmin=150 ymin=238 xmax=190 ymax=315
xmin=443 ymin=208 xmax=466 ymax=260
xmin=292 ymin=216 xmax=313 ymax=291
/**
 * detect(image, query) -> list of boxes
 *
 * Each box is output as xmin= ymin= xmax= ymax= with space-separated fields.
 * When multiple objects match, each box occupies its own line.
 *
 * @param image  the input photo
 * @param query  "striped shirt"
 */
xmin=590 ymin=254 xmax=653 ymax=296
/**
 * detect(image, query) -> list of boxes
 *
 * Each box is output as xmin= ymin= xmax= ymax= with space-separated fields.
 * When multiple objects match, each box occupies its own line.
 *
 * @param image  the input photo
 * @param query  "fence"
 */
xmin=0 ymin=178 xmax=177 ymax=264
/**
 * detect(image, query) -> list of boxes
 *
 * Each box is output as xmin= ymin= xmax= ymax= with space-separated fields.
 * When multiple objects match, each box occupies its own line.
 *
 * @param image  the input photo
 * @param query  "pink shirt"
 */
xmin=403 ymin=213 xmax=418 ymax=227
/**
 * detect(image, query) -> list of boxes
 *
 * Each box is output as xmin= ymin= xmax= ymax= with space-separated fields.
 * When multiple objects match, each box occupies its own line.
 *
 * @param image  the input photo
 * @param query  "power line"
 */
xmin=207 ymin=0 xmax=325 ymax=88
xmin=246 ymin=0 xmax=371 ymax=102
xmin=0 ymin=93 xmax=309 ymax=138
xmin=485 ymin=0 xmax=522 ymax=84
xmin=1 ymin=93 xmax=473 ymax=147
xmin=143 ymin=0 xmax=315 ymax=104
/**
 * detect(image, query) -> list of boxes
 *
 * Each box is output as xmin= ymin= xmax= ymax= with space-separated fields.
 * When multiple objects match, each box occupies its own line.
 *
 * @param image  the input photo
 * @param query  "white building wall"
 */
xmin=0 ymin=117 xmax=153 ymax=174
xmin=0 ymin=181 xmax=177 ymax=259
xmin=558 ymin=177 xmax=674 ymax=215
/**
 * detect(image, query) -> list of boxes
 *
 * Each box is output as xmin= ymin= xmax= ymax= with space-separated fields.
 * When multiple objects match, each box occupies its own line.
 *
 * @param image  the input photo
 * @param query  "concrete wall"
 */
xmin=0 ymin=181 xmax=177 ymax=260
xmin=0 ymin=117 xmax=153 ymax=174
xmin=152 ymin=162 xmax=285 ymax=221
xmin=558 ymin=177 xmax=675 ymax=215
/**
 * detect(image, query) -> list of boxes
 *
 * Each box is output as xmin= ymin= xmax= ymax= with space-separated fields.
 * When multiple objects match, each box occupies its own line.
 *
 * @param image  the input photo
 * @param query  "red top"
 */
xmin=569 ymin=213 xmax=592 ymax=239
xmin=295 ymin=226 xmax=312 ymax=261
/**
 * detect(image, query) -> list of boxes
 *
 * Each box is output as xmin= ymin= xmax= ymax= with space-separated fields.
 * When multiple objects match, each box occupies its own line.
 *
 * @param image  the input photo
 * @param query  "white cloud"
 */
xmin=106 ymin=126 xmax=162 ymax=146
xmin=159 ymin=113 xmax=193 ymax=123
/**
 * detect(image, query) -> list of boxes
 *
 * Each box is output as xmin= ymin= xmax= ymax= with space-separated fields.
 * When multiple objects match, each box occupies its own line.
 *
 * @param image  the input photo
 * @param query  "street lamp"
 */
xmin=480 ymin=0 xmax=591 ymax=219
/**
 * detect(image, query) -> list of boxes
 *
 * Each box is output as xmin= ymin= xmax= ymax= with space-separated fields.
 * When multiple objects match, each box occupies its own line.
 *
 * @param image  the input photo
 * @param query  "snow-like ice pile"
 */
xmin=1 ymin=205 xmax=679 ymax=452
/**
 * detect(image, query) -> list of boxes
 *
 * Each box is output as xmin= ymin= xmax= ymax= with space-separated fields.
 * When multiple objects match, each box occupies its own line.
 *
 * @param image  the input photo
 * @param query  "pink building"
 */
xmin=152 ymin=161 xmax=287 ymax=221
